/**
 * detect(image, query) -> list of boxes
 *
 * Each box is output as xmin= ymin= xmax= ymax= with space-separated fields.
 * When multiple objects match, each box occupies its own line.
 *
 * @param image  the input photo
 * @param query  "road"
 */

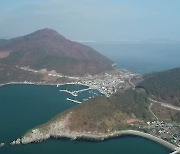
xmin=149 ymin=103 xmax=158 ymax=120
xmin=149 ymin=98 xmax=180 ymax=111
xmin=128 ymin=77 xmax=135 ymax=90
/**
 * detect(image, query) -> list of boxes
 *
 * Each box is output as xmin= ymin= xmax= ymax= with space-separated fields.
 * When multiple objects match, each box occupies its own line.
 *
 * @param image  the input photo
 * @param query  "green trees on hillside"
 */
xmin=139 ymin=68 xmax=180 ymax=106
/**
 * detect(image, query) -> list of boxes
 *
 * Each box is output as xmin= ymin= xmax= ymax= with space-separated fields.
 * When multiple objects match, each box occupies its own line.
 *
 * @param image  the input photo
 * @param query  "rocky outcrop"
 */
xmin=21 ymin=129 xmax=50 ymax=144
xmin=10 ymin=138 xmax=22 ymax=145
xmin=0 ymin=143 xmax=5 ymax=148
xmin=17 ymin=112 xmax=72 ymax=144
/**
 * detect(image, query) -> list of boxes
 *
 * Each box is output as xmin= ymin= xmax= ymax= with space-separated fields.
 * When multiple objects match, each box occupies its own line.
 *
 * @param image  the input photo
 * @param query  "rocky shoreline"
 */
xmin=10 ymin=130 xmax=177 ymax=151
xmin=0 ymin=143 xmax=5 ymax=148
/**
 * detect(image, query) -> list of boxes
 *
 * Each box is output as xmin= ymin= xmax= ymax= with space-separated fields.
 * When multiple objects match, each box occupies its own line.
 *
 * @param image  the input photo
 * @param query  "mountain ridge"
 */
xmin=0 ymin=28 xmax=113 ymax=76
xmin=138 ymin=67 xmax=180 ymax=107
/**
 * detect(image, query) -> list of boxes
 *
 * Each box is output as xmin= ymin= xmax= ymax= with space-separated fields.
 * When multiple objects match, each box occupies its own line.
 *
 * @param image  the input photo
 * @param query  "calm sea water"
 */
xmin=87 ymin=42 xmax=180 ymax=73
xmin=0 ymin=84 xmax=172 ymax=154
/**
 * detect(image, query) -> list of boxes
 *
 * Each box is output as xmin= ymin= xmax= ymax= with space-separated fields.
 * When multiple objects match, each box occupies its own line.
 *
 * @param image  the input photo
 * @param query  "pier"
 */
xmin=59 ymin=90 xmax=78 ymax=96
xmin=66 ymin=98 xmax=82 ymax=104
xmin=59 ymin=88 xmax=91 ymax=97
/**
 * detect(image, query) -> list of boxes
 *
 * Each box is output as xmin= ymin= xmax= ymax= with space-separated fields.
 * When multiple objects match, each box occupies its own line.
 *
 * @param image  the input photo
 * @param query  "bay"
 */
xmin=0 ymin=84 xmax=172 ymax=154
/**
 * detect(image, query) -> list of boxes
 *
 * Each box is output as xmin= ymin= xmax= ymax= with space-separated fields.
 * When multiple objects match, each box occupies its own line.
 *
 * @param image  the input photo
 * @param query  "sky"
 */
xmin=0 ymin=0 xmax=180 ymax=42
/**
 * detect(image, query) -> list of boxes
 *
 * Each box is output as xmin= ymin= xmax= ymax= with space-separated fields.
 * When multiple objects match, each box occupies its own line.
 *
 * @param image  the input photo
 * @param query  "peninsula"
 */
xmin=10 ymin=67 xmax=180 ymax=152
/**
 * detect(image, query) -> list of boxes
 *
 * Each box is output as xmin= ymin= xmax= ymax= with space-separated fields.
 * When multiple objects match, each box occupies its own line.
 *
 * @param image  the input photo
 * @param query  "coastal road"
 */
xmin=149 ymin=98 xmax=180 ymax=111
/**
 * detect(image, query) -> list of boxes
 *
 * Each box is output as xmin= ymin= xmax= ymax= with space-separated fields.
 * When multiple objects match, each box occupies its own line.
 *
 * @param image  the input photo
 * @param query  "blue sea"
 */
xmin=87 ymin=42 xmax=180 ymax=73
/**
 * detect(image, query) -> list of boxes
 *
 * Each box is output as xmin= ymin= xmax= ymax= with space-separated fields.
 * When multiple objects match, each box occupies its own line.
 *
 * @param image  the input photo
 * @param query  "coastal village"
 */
xmin=16 ymin=66 xmax=136 ymax=97
xmin=146 ymin=121 xmax=180 ymax=147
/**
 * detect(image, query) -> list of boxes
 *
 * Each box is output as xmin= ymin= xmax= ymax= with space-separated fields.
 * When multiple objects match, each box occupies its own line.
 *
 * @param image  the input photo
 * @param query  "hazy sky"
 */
xmin=0 ymin=0 xmax=180 ymax=41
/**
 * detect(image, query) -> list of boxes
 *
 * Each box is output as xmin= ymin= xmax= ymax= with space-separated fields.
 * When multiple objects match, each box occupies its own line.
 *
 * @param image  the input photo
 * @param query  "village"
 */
xmin=17 ymin=66 xmax=137 ymax=97
xmin=146 ymin=121 xmax=180 ymax=147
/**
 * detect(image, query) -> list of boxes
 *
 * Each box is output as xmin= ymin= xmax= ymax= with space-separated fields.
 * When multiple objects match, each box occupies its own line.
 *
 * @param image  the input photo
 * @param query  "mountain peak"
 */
xmin=24 ymin=28 xmax=65 ymax=40
xmin=36 ymin=28 xmax=59 ymax=35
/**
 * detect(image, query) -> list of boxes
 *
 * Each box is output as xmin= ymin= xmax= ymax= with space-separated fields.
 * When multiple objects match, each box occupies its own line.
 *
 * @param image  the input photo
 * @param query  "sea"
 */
xmin=87 ymin=42 xmax=180 ymax=73
xmin=1 ymin=42 xmax=179 ymax=154
xmin=0 ymin=84 xmax=172 ymax=154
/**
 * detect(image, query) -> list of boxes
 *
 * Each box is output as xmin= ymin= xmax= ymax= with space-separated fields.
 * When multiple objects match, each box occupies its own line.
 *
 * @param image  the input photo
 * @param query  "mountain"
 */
xmin=0 ymin=28 xmax=113 ymax=76
xmin=0 ymin=63 xmax=43 ymax=84
xmin=138 ymin=67 xmax=180 ymax=107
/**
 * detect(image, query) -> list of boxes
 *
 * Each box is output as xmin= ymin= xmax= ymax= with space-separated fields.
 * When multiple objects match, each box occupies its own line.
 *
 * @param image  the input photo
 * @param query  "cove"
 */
xmin=0 ymin=84 xmax=172 ymax=154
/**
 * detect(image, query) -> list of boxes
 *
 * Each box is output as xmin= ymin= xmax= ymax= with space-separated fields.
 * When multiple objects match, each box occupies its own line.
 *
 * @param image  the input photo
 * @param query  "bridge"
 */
xmin=170 ymin=147 xmax=180 ymax=154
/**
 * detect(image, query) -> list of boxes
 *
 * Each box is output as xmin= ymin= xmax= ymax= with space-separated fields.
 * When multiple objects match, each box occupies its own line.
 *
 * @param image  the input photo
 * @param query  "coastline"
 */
xmin=0 ymin=81 xmax=88 ymax=88
xmin=13 ymin=130 xmax=177 ymax=151
xmin=0 ymin=82 xmax=50 ymax=87
xmin=1 ymin=82 xmax=178 ymax=151
xmin=0 ymin=81 xmax=105 ymax=96
xmin=54 ymin=130 xmax=177 ymax=151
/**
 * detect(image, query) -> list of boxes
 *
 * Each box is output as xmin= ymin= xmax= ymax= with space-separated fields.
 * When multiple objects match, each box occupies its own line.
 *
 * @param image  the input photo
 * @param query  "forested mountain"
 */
xmin=138 ymin=67 xmax=180 ymax=106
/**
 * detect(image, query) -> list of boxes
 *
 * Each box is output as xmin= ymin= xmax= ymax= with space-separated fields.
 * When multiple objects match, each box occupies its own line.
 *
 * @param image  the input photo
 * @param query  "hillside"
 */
xmin=49 ymin=68 xmax=180 ymax=132
xmin=18 ymin=67 xmax=180 ymax=145
xmin=137 ymin=67 xmax=180 ymax=107
xmin=21 ymin=89 xmax=153 ymax=142
xmin=65 ymin=90 xmax=152 ymax=133
xmin=0 ymin=28 xmax=113 ymax=76
xmin=0 ymin=64 xmax=42 ymax=84
xmin=19 ymin=89 xmax=154 ymax=144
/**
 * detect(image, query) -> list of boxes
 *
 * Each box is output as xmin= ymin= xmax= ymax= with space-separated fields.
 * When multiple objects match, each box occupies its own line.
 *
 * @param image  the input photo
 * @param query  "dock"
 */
xmin=66 ymin=98 xmax=82 ymax=104
xmin=60 ymin=90 xmax=78 ymax=97
xmin=59 ymin=88 xmax=91 ymax=97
